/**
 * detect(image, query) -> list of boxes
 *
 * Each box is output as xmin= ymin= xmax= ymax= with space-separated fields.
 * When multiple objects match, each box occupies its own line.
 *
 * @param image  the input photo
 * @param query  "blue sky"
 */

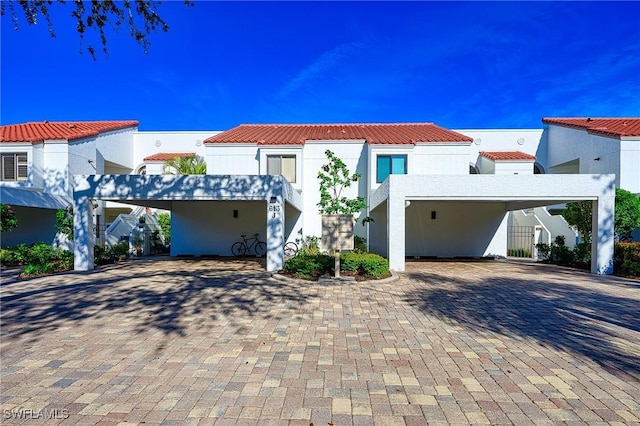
xmin=2 ymin=1 xmax=639 ymax=131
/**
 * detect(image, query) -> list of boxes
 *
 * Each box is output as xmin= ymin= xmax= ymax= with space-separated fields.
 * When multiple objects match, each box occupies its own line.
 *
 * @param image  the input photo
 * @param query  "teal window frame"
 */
xmin=376 ymin=155 xmax=407 ymax=183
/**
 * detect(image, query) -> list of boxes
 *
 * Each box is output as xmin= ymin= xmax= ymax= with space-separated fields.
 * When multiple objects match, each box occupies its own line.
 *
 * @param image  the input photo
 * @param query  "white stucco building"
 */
xmin=2 ymin=118 xmax=639 ymax=275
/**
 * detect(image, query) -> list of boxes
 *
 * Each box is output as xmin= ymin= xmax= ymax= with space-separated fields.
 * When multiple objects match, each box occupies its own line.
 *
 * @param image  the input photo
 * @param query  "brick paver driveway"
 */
xmin=1 ymin=258 xmax=639 ymax=425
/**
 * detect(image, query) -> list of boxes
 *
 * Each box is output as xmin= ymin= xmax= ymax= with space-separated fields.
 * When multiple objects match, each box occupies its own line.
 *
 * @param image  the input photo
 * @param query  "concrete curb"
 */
xmin=271 ymin=270 xmax=400 ymax=285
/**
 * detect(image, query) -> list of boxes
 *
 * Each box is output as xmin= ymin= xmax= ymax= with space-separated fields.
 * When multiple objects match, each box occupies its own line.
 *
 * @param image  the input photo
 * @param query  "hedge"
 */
xmin=614 ymin=242 xmax=640 ymax=277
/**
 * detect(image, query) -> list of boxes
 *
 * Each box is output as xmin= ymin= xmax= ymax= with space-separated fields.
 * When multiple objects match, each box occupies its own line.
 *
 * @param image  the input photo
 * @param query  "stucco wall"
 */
xmin=205 ymin=144 xmax=259 ymax=175
xmin=133 ymin=131 xmax=217 ymax=171
xmin=0 ymin=206 xmax=57 ymax=246
xmin=547 ymin=125 xmax=623 ymax=186
xmin=494 ymin=161 xmax=535 ymax=175
xmin=456 ymin=129 xmax=544 ymax=168
xmin=405 ymin=201 xmax=507 ymax=257
xmin=171 ymin=200 xmax=266 ymax=256
xmin=96 ymin=128 xmax=136 ymax=171
xmin=302 ymin=141 xmax=368 ymax=241
xmin=620 ymin=139 xmax=640 ymax=193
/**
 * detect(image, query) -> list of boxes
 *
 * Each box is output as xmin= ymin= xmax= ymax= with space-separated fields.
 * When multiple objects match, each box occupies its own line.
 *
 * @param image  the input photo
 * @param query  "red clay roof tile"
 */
xmin=143 ymin=152 xmax=196 ymax=162
xmin=542 ymin=117 xmax=640 ymax=138
xmin=204 ymin=123 xmax=473 ymax=145
xmin=0 ymin=120 xmax=139 ymax=143
xmin=480 ymin=151 xmax=536 ymax=161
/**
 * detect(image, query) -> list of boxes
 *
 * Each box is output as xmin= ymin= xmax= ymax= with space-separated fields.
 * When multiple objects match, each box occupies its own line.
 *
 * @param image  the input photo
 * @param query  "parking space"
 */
xmin=1 ymin=258 xmax=639 ymax=424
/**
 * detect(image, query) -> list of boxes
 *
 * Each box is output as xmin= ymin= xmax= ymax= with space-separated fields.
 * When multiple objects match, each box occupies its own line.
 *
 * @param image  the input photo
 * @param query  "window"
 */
xmin=1 ymin=153 xmax=28 ymax=181
xmin=267 ymin=155 xmax=296 ymax=183
xmin=376 ymin=155 xmax=406 ymax=183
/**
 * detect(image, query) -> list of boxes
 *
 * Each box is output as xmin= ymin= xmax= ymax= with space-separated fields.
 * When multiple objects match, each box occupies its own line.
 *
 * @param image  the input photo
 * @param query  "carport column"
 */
xmin=73 ymin=195 xmax=95 ymax=271
xmin=266 ymin=193 xmax=284 ymax=272
xmin=387 ymin=194 xmax=406 ymax=272
xmin=591 ymin=195 xmax=615 ymax=275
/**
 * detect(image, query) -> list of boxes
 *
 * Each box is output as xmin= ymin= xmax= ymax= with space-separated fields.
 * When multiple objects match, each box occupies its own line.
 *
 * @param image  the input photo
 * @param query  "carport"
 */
xmin=369 ymin=174 xmax=616 ymax=274
xmin=73 ymin=174 xmax=303 ymax=272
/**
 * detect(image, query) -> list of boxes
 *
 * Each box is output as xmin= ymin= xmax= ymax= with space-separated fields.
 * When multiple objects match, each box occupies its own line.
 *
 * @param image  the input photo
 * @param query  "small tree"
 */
xmin=317 ymin=150 xmax=367 ymax=215
xmin=158 ymin=212 xmax=171 ymax=244
xmin=562 ymin=200 xmax=592 ymax=243
xmin=562 ymin=188 xmax=640 ymax=243
xmin=163 ymin=155 xmax=206 ymax=175
xmin=55 ymin=205 xmax=74 ymax=240
xmin=1 ymin=204 xmax=18 ymax=232
xmin=615 ymin=188 xmax=640 ymax=241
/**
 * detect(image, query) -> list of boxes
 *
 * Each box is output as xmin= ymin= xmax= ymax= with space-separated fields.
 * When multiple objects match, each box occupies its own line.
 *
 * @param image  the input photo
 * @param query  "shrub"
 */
xmin=0 ymin=203 xmax=18 ymax=232
xmin=110 ymin=241 xmax=130 ymax=260
xmin=298 ymin=235 xmax=320 ymax=256
xmin=537 ymin=236 xmax=574 ymax=264
xmin=353 ymin=235 xmax=367 ymax=253
xmin=94 ymin=242 xmax=131 ymax=266
xmin=614 ymin=242 xmax=640 ymax=277
xmin=283 ymin=253 xmax=334 ymax=280
xmin=341 ymin=252 xmax=389 ymax=278
xmin=18 ymin=242 xmax=73 ymax=277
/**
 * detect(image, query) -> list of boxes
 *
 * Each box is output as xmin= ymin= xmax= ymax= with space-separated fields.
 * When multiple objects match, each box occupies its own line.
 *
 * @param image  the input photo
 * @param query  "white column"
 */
xmin=591 ymin=195 xmax=615 ymax=275
xmin=73 ymin=196 xmax=95 ymax=271
xmin=387 ymin=194 xmax=406 ymax=271
xmin=266 ymin=193 xmax=284 ymax=272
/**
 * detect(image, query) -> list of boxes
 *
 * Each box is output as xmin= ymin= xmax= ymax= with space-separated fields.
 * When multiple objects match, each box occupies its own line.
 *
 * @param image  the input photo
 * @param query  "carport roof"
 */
xmin=204 ymin=123 xmax=473 ymax=145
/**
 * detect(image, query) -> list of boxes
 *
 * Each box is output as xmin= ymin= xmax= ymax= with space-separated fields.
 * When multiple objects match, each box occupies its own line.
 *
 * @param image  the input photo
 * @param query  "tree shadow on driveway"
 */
xmin=403 ymin=264 xmax=640 ymax=380
xmin=1 ymin=258 xmax=312 ymax=345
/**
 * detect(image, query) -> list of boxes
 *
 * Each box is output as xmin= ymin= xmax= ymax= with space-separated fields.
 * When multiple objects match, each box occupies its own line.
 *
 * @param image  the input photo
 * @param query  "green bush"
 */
xmin=614 ymin=242 xmax=640 ymax=277
xmin=284 ymin=251 xmax=390 ymax=280
xmin=110 ymin=241 xmax=130 ymax=260
xmin=297 ymin=235 xmax=320 ymax=256
xmin=283 ymin=253 xmax=334 ymax=279
xmin=341 ymin=252 xmax=389 ymax=278
xmin=353 ymin=235 xmax=367 ymax=253
xmin=537 ymin=236 xmax=574 ymax=263
xmin=15 ymin=242 xmax=74 ymax=277
xmin=95 ymin=242 xmax=131 ymax=266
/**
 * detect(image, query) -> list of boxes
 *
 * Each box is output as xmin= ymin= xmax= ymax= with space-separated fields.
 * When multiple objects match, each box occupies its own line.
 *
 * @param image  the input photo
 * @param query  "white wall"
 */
xmin=547 ymin=125 xmax=623 ymax=186
xmin=133 ymin=131 xmax=218 ymax=172
xmin=302 ymin=141 xmax=368 ymax=241
xmin=456 ymin=129 xmax=544 ymax=168
xmin=620 ymin=139 xmax=640 ymax=193
xmin=171 ymin=200 xmax=266 ymax=256
xmin=206 ymin=144 xmax=259 ymax=175
xmin=405 ymin=201 xmax=508 ymax=257
xmin=0 ymin=206 xmax=58 ymax=246
xmin=493 ymin=160 xmax=534 ymax=175
xmin=96 ymin=128 xmax=136 ymax=171
xmin=42 ymin=141 xmax=70 ymax=196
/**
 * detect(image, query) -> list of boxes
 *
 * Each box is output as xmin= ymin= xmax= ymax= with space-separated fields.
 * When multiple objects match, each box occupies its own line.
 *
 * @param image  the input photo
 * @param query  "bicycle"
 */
xmin=284 ymin=241 xmax=298 ymax=257
xmin=231 ymin=233 xmax=267 ymax=257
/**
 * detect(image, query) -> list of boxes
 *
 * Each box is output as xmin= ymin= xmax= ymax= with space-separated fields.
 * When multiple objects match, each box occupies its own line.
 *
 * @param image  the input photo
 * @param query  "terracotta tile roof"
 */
xmin=0 ymin=120 xmax=139 ymax=143
xmin=542 ymin=117 xmax=640 ymax=138
xmin=480 ymin=151 xmax=536 ymax=161
xmin=204 ymin=123 xmax=473 ymax=145
xmin=143 ymin=152 xmax=196 ymax=162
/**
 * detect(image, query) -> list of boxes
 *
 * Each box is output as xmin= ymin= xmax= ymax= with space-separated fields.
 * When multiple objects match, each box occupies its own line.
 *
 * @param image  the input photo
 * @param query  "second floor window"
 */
xmin=267 ymin=155 xmax=296 ymax=183
xmin=1 ymin=153 xmax=28 ymax=181
xmin=376 ymin=155 xmax=406 ymax=183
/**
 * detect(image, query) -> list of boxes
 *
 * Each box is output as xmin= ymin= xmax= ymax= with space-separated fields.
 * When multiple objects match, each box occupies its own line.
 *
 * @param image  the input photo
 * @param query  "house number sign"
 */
xmin=269 ymin=204 xmax=281 ymax=219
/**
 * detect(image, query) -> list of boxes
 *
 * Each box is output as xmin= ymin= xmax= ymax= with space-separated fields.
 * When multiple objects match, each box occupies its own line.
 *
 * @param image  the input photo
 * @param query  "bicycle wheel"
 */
xmin=254 ymin=241 xmax=267 ymax=257
xmin=231 ymin=242 xmax=247 ymax=256
xmin=284 ymin=242 xmax=298 ymax=257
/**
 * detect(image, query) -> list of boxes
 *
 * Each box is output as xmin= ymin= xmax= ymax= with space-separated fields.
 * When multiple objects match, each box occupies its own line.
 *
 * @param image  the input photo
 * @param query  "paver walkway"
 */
xmin=1 ymin=258 xmax=639 ymax=425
